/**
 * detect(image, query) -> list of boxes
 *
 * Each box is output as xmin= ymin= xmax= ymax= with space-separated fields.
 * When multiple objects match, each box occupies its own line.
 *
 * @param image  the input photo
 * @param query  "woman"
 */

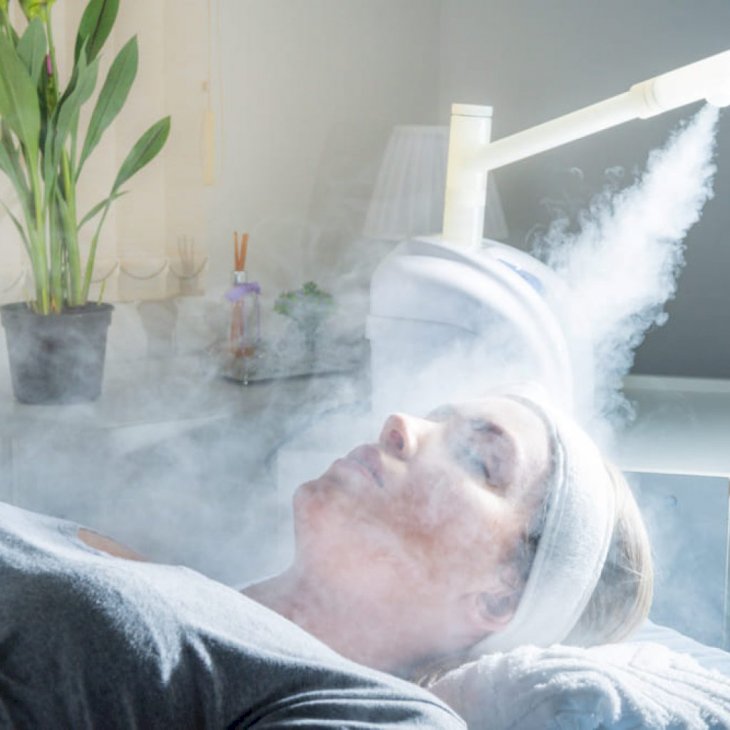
xmin=0 ymin=391 xmax=651 ymax=727
xmin=244 ymin=391 xmax=653 ymax=678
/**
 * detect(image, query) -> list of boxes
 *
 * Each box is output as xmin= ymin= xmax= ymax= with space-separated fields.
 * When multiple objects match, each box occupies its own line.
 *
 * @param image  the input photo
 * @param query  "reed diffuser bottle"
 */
xmin=226 ymin=231 xmax=261 ymax=381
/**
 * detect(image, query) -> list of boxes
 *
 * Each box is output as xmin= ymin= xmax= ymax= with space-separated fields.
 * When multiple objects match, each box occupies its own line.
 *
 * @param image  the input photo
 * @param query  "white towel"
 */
xmin=429 ymin=642 xmax=730 ymax=729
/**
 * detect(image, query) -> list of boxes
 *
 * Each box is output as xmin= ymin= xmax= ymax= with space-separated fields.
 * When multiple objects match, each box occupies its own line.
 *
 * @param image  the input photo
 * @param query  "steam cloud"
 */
xmin=532 ymin=105 xmax=719 ymax=434
xmin=0 ymin=105 xmax=723 ymax=651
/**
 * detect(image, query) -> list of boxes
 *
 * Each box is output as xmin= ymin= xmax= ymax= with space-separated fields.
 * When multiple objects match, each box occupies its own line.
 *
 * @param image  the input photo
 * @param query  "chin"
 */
xmin=293 ymin=473 xmax=331 ymax=509
xmin=292 ymin=477 xmax=335 ymax=541
xmin=291 ymin=476 xmax=358 ymax=564
xmin=292 ymin=478 xmax=318 ymax=522
xmin=293 ymin=461 xmax=348 ymax=511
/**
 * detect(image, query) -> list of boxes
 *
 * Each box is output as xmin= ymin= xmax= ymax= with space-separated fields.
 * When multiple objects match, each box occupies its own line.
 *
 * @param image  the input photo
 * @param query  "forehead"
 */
xmin=432 ymin=396 xmax=550 ymax=438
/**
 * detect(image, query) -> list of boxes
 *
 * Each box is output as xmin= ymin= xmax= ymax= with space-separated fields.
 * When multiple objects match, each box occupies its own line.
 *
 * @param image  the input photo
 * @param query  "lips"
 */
xmin=345 ymin=444 xmax=384 ymax=488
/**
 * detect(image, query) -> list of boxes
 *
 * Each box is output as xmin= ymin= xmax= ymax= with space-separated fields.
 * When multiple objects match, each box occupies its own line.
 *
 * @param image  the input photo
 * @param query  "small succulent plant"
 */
xmin=274 ymin=281 xmax=334 ymax=326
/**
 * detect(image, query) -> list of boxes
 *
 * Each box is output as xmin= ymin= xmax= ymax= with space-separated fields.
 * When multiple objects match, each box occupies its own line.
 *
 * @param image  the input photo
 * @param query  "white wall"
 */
xmin=205 ymin=0 xmax=442 ymax=324
xmin=437 ymin=0 xmax=730 ymax=377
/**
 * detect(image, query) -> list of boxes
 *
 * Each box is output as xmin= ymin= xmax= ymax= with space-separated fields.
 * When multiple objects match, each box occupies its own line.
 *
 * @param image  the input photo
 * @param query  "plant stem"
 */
xmin=44 ymin=9 xmax=77 ymax=309
xmin=48 ymin=195 xmax=62 ymax=310
xmin=28 ymin=158 xmax=49 ymax=314
xmin=81 ymin=200 xmax=111 ymax=303
xmin=60 ymin=153 xmax=81 ymax=305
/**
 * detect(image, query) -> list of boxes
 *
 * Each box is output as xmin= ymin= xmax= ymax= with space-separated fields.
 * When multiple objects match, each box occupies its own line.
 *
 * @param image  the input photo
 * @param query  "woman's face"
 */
xmin=293 ymin=397 xmax=554 ymax=610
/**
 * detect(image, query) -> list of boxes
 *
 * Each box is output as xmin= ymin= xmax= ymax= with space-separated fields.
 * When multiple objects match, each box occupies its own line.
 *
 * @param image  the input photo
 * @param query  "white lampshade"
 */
xmin=363 ymin=125 xmax=508 ymax=241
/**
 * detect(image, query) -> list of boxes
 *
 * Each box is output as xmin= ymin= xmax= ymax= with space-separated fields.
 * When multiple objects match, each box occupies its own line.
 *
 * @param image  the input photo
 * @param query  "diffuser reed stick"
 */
xmin=228 ymin=231 xmax=259 ymax=362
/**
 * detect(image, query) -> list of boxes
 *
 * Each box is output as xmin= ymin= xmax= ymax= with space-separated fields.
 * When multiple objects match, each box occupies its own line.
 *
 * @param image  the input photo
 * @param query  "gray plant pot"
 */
xmin=0 ymin=302 xmax=113 ymax=405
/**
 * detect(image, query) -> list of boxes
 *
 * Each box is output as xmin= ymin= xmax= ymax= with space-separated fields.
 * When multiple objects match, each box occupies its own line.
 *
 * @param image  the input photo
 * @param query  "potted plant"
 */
xmin=0 ymin=0 xmax=170 ymax=403
xmin=274 ymin=281 xmax=334 ymax=366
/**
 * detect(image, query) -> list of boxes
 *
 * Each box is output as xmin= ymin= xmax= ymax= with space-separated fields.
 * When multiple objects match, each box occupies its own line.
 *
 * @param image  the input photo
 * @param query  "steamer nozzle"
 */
xmin=631 ymin=50 xmax=730 ymax=115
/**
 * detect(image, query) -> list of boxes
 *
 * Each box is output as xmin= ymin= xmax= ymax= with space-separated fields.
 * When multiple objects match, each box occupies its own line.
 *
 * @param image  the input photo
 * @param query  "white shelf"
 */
xmin=616 ymin=375 xmax=730 ymax=478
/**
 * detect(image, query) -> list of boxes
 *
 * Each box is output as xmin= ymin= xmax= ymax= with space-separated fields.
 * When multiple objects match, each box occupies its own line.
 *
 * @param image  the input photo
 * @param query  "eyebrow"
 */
xmin=429 ymin=408 xmax=510 ymax=449
xmin=469 ymin=418 xmax=506 ymax=439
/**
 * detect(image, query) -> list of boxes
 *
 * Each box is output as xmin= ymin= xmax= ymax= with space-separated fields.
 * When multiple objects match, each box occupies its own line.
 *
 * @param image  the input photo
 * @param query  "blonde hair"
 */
xmin=563 ymin=461 xmax=654 ymax=646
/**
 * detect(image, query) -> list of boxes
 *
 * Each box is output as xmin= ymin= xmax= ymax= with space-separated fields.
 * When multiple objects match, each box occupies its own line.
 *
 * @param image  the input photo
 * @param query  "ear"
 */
xmin=462 ymin=590 xmax=519 ymax=633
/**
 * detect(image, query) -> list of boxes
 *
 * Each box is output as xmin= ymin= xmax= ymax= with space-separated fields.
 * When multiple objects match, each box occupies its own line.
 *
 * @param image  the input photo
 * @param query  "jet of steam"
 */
xmin=532 ymin=105 xmax=719 ymax=433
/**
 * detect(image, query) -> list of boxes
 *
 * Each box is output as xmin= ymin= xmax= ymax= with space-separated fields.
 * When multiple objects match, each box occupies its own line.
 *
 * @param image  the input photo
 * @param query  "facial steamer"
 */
xmin=368 ymin=51 xmax=730 ymax=418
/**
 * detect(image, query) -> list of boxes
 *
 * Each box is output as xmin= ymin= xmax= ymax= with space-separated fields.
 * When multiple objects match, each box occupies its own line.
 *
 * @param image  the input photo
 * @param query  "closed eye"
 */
xmin=459 ymin=445 xmax=492 ymax=484
xmin=468 ymin=419 xmax=515 ymax=488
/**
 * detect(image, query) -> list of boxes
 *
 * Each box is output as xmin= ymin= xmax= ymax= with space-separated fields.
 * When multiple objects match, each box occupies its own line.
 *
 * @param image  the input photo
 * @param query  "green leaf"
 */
xmin=0 ymin=5 xmax=18 ymax=46
xmin=41 ymin=48 xmax=98 ymax=212
xmin=113 ymin=116 xmax=170 ymax=191
xmin=16 ymin=18 xmax=46 ymax=85
xmin=75 ymin=0 xmax=119 ymax=63
xmin=0 ymin=199 xmax=30 ymax=251
xmin=0 ymin=133 xmax=14 ymax=176
xmin=0 ymin=134 xmax=25 ymax=193
xmin=53 ymin=55 xmax=98 ymax=170
xmin=0 ymin=126 xmax=33 ymax=223
xmin=77 ymin=35 xmax=137 ymax=176
xmin=37 ymin=58 xmax=54 ymax=146
xmin=0 ymin=33 xmax=41 ymax=162
xmin=80 ymin=117 xmax=169 ymax=303
xmin=79 ymin=189 xmax=126 ymax=229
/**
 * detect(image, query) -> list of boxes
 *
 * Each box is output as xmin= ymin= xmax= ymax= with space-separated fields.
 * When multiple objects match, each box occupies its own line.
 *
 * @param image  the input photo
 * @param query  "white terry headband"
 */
xmin=470 ymin=395 xmax=617 ymax=655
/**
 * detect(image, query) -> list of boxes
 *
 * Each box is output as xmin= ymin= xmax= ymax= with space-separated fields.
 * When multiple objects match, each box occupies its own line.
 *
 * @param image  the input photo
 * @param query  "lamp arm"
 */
xmin=444 ymin=49 xmax=730 ymax=247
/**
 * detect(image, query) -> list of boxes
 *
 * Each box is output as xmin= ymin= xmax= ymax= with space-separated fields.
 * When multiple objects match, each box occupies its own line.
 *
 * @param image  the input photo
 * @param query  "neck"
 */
xmin=242 ymin=567 xmax=433 ymax=675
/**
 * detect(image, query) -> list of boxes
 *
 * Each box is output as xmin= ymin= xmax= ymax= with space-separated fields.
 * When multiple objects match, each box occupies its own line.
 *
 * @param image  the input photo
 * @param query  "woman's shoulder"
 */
xmin=76 ymin=527 xmax=146 ymax=561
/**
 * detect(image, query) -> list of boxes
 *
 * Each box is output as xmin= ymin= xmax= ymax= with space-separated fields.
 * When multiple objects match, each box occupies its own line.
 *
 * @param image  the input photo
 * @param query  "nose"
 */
xmin=378 ymin=413 xmax=423 ymax=460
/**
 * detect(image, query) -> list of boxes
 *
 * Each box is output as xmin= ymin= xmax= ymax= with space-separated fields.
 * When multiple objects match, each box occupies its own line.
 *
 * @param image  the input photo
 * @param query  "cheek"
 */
xmin=293 ymin=478 xmax=401 ymax=564
xmin=395 ymin=469 xmax=481 ymax=538
xmin=293 ymin=484 xmax=429 ymax=596
xmin=388 ymin=474 xmax=488 ymax=573
xmin=293 ymin=478 xmax=359 ymax=536
xmin=394 ymin=472 xmax=527 ymax=584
